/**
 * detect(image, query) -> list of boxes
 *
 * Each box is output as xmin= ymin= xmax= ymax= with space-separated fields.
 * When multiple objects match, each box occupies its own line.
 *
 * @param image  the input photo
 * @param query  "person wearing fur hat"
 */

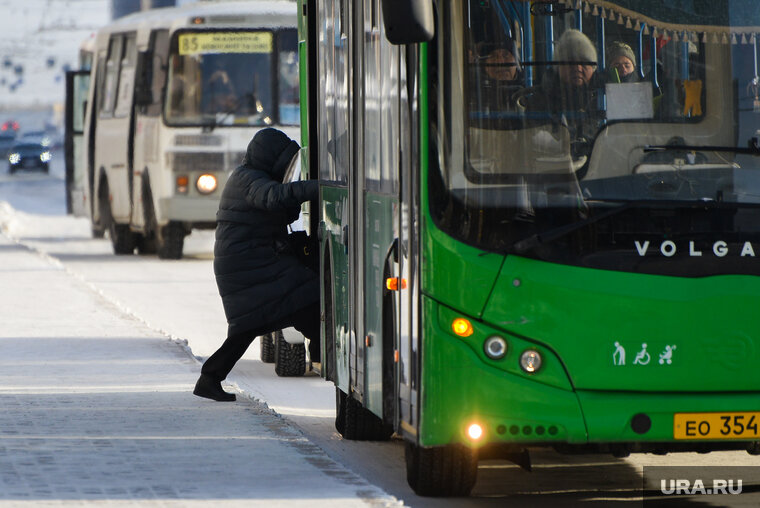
xmin=194 ymin=127 xmax=320 ymax=402
xmin=607 ymin=41 xmax=639 ymax=82
xmin=526 ymin=29 xmax=605 ymax=151
xmin=553 ymin=28 xmax=599 ymax=89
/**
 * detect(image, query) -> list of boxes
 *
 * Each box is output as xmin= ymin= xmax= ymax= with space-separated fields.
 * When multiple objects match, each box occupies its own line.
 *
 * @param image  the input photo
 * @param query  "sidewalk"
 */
xmin=0 ymin=232 xmax=402 ymax=507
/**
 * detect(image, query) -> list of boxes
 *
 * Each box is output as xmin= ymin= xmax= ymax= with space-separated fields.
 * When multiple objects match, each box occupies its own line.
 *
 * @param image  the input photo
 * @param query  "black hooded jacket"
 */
xmin=213 ymin=128 xmax=318 ymax=336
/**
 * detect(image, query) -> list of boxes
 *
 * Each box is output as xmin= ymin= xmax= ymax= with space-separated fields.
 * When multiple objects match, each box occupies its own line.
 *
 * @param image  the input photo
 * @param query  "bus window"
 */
xmin=432 ymin=1 xmax=736 ymax=256
xmin=99 ymin=35 xmax=123 ymax=117
xmin=278 ymin=29 xmax=299 ymax=125
xmin=114 ymin=34 xmax=136 ymax=118
xmin=145 ymin=30 xmax=169 ymax=118
xmin=164 ymin=30 xmax=275 ymax=127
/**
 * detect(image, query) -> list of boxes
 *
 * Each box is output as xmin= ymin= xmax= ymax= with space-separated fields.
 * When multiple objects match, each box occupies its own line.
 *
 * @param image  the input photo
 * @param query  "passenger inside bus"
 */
xmin=525 ymin=29 xmax=605 ymax=157
xmin=203 ymin=61 xmax=239 ymax=114
xmin=607 ymin=41 xmax=639 ymax=83
xmin=471 ymin=39 xmax=522 ymax=112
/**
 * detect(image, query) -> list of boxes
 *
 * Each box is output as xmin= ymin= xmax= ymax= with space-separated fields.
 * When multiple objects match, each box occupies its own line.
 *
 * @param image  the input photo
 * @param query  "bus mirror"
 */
xmin=381 ymin=0 xmax=434 ymax=45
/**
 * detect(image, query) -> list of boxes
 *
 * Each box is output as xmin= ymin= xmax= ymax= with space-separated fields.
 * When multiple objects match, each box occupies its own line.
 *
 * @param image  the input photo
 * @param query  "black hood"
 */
xmin=244 ymin=128 xmax=300 ymax=182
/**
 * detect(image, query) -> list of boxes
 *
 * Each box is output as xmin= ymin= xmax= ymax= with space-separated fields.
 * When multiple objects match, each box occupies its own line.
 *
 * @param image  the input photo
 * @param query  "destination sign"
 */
xmin=178 ymin=32 xmax=272 ymax=55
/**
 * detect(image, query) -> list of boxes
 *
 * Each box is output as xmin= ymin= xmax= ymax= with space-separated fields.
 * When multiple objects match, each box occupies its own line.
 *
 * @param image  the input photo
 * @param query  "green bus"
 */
xmin=298 ymin=0 xmax=760 ymax=496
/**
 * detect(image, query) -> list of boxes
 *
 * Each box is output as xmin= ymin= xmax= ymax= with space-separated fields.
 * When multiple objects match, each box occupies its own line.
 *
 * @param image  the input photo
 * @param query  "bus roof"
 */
xmin=97 ymin=0 xmax=297 ymax=37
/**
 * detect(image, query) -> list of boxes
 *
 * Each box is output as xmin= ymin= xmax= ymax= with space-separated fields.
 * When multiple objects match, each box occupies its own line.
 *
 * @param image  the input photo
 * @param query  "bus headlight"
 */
xmin=484 ymin=336 xmax=507 ymax=360
xmin=466 ymin=423 xmax=484 ymax=441
xmin=196 ymin=173 xmax=217 ymax=194
xmin=520 ymin=349 xmax=542 ymax=373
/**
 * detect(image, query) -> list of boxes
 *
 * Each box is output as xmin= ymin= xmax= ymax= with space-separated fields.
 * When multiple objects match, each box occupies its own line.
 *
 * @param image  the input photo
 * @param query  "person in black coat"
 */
xmin=194 ymin=128 xmax=319 ymax=402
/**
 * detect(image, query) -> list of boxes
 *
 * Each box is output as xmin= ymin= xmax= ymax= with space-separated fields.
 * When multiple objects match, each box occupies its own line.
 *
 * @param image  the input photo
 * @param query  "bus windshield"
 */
xmin=432 ymin=0 xmax=760 ymax=259
xmin=164 ymin=29 xmax=297 ymax=127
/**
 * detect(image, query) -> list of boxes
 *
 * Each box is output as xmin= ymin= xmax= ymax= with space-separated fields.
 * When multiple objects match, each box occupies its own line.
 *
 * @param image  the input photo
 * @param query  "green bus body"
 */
xmin=299 ymin=0 xmax=760 ymax=495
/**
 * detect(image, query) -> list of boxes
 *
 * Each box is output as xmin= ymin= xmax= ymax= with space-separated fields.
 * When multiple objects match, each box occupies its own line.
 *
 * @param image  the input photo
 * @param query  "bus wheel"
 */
xmin=259 ymin=332 xmax=275 ymax=363
xmin=91 ymin=225 xmax=105 ymax=239
xmin=405 ymin=442 xmax=478 ymax=497
xmin=156 ymin=221 xmax=185 ymax=259
xmin=341 ymin=392 xmax=393 ymax=441
xmin=100 ymin=181 xmax=135 ymax=255
xmin=110 ymin=223 xmax=136 ymax=255
xmin=274 ymin=330 xmax=305 ymax=377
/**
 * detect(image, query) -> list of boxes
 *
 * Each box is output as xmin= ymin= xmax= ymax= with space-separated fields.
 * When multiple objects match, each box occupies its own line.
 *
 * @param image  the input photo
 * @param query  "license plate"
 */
xmin=674 ymin=412 xmax=760 ymax=440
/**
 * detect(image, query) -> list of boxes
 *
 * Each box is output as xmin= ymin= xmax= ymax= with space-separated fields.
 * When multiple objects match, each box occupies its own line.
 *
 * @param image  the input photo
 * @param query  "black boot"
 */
xmin=193 ymin=374 xmax=236 ymax=402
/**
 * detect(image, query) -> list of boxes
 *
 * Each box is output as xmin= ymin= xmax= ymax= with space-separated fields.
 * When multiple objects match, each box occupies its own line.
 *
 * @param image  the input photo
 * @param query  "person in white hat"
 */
xmin=524 ymin=29 xmax=604 ymax=162
xmin=553 ymin=29 xmax=599 ymax=89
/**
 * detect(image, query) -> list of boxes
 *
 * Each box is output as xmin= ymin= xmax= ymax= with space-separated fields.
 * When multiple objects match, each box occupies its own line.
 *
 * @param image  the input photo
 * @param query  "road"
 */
xmin=0 ymin=140 xmax=758 ymax=507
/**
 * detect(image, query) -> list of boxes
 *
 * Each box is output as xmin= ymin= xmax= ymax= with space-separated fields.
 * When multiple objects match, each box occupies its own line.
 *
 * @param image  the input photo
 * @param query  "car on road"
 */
xmin=17 ymin=130 xmax=52 ymax=147
xmin=8 ymin=141 xmax=51 ymax=174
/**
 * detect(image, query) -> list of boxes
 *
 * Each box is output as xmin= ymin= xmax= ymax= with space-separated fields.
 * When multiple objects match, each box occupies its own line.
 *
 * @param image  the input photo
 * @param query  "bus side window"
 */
xmin=146 ymin=30 xmax=169 ymax=118
xmin=114 ymin=34 xmax=137 ymax=118
xmin=100 ymin=36 xmax=123 ymax=117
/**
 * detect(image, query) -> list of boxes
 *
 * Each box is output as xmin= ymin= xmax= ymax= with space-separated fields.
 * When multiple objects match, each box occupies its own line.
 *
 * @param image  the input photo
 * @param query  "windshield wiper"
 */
xmin=644 ymin=138 xmax=760 ymax=156
xmin=201 ymin=93 xmax=253 ymax=133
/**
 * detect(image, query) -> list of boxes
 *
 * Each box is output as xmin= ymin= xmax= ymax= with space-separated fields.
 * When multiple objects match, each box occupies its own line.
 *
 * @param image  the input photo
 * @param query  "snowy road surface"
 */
xmin=0 ymin=145 xmax=758 ymax=507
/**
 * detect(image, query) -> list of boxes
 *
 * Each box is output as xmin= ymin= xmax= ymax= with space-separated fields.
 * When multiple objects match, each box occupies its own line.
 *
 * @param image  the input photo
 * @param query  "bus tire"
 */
xmin=110 ymin=223 xmax=136 ymax=255
xmin=274 ymin=330 xmax=305 ymax=377
xmin=156 ymin=221 xmax=185 ymax=259
xmin=91 ymin=226 xmax=105 ymax=239
xmin=405 ymin=442 xmax=478 ymax=497
xmin=259 ymin=332 xmax=276 ymax=363
xmin=100 ymin=179 xmax=135 ymax=255
xmin=341 ymin=392 xmax=393 ymax=441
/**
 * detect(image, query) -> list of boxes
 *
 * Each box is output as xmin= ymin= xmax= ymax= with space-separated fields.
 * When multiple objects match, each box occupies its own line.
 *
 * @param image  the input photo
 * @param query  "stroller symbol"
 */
xmin=659 ymin=345 xmax=676 ymax=365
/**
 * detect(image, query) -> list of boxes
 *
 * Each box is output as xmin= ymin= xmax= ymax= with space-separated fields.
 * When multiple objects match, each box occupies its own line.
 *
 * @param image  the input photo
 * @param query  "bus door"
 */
xmin=318 ymin=0 xmax=352 ymax=392
xmin=64 ymin=70 xmax=91 ymax=217
xmin=395 ymin=44 xmax=419 ymax=437
xmin=94 ymin=32 xmax=137 ymax=223
xmin=356 ymin=0 xmax=409 ymax=421
xmin=131 ymin=29 xmax=169 ymax=230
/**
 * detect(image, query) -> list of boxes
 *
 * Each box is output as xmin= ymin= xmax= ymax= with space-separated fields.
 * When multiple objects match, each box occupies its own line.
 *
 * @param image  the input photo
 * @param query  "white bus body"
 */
xmin=76 ymin=0 xmax=299 ymax=258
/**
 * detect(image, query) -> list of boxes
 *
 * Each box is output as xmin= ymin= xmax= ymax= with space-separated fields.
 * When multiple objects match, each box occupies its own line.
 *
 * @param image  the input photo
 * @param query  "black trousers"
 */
xmin=201 ymin=302 xmax=321 ymax=381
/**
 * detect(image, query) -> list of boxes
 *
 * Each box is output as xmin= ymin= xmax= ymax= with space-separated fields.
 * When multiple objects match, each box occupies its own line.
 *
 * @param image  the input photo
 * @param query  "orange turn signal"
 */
xmin=386 ymin=277 xmax=407 ymax=291
xmin=451 ymin=318 xmax=474 ymax=337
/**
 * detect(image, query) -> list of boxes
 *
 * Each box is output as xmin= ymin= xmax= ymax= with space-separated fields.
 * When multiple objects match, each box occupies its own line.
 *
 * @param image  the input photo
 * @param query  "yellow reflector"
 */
xmin=467 ymin=423 xmax=484 ymax=440
xmin=452 ymin=318 xmax=473 ymax=337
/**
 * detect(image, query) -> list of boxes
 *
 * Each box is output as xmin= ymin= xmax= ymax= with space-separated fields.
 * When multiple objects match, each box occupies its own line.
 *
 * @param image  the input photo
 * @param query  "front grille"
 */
xmin=174 ymin=134 xmax=222 ymax=147
xmin=171 ymin=152 xmax=226 ymax=172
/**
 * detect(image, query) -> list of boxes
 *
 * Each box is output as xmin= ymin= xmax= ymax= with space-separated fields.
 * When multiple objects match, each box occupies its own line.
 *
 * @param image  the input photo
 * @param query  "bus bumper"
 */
xmin=420 ymin=297 xmax=759 ymax=452
xmin=159 ymin=196 xmax=220 ymax=223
